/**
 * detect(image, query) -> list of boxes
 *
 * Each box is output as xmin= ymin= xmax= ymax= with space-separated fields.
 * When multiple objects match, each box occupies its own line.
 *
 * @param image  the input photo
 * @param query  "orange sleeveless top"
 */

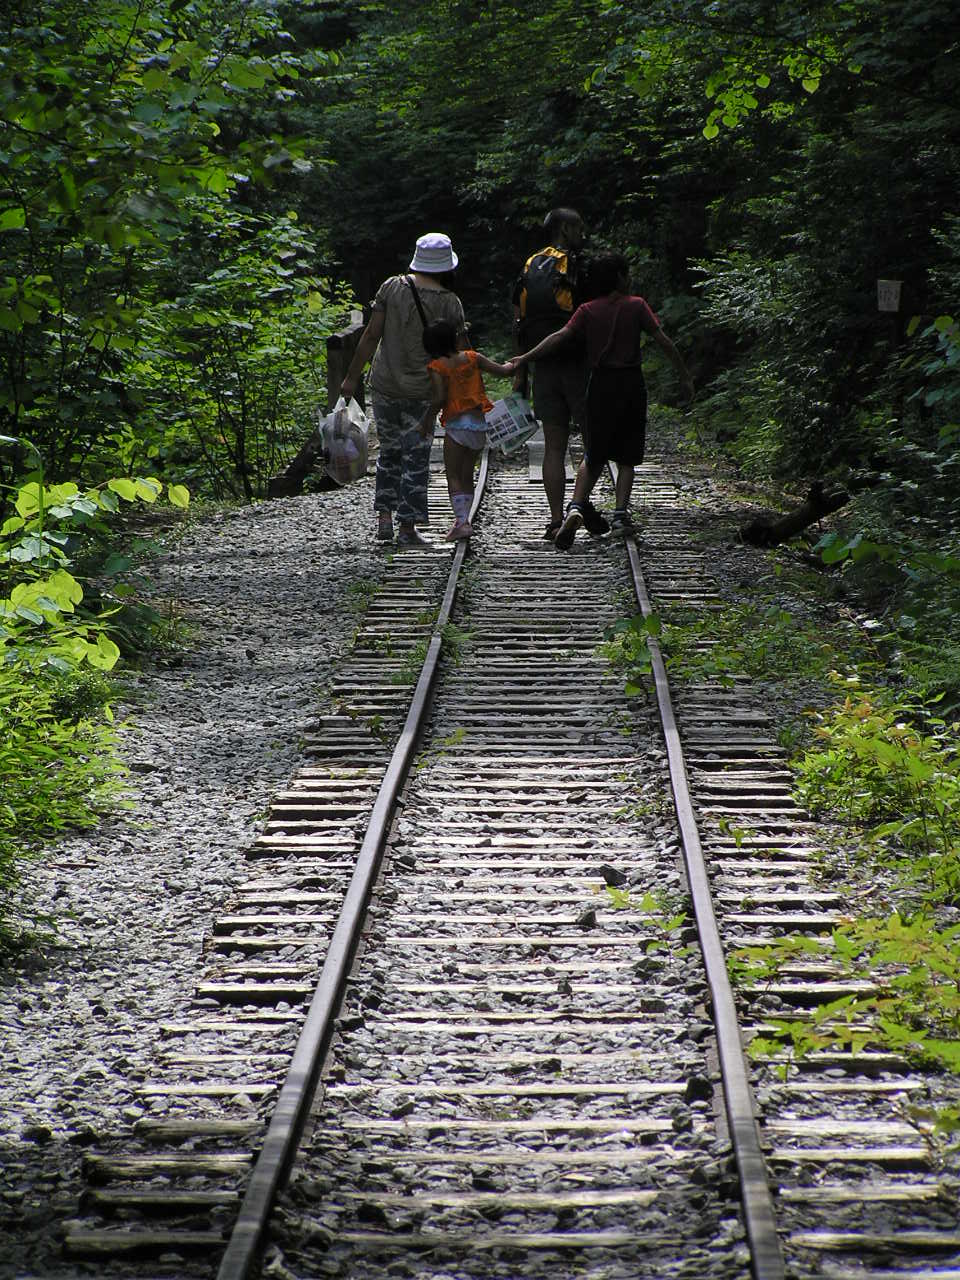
xmin=428 ymin=351 xmax=493 ymax=425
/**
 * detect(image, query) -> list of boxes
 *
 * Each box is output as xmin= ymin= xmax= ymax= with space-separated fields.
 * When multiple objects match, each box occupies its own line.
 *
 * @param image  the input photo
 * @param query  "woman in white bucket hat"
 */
xmin=341 ymin=233 xmax=466 ymax=547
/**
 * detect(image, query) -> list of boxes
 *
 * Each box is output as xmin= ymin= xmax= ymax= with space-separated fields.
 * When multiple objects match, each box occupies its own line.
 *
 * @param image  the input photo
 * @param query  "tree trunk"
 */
xmin=739 ymin=482 xmax=849 ymax=548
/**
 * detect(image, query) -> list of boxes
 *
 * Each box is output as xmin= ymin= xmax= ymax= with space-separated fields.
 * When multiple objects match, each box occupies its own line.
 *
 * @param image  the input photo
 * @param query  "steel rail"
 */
xmin=623 ymin=527 xmax=786 ymax=1280
xmin=215 ymin=450 xmax=491 ymax=1280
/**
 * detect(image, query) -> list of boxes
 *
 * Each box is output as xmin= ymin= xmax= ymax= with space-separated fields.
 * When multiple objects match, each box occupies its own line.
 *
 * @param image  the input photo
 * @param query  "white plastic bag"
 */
xmin=320 ymin=396 xmax=369 ymax=485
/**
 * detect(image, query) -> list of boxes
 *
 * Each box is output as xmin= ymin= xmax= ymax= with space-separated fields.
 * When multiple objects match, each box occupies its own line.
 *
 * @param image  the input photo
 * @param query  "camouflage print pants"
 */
xmin=371 ymin=393 xmax=433 ymax=526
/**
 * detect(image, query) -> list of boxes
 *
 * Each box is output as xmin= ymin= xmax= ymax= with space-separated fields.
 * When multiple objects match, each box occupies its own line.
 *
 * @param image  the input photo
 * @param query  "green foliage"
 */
xmin=675 ymin=8 xmax=960 ymax=485
xmin=0 ymin=0 xmax=340 ymax=496
xmin=128 ymin=206 xmax=349 ymax=498
xmin=345 ymin=579 xmax=380 ymax=612
xmin=392 ymin=639 xmax=429 ymax=688
xmin=794 ymin=680 xmax=960 ymax=893
xmin=415 ymin=726 xmax=466 ymax=771
xmin=599 ymin=613 xmax=661 ymax=695
xmin=735 ymin=911 xmax=960 ymax=1112
xmin=803 ymin=406 xmax=960 ymax=683
xmin=587 ymin=0 xmax=869 ymax=139
xmin=0 ymin=657 xmax=124 ymax=951
xmin=594 ymin=882 xmax=691 ymax=954
xmin=0 ymin=454 xmax=190 ymax=672
xmin=816 ymin=520 xmax=960 ymax=602
xmin=48 ymin=668 xmax=117 ymax=723
xmin=603 ymin=599 xmax=874 ymax=716
xmin=733 ymin=670 xmax=960 ymax=1123
xmin=440 ymin=622 xmax=471 ymax=665
xmin=0 ymin=451 xmax=194 ymax=945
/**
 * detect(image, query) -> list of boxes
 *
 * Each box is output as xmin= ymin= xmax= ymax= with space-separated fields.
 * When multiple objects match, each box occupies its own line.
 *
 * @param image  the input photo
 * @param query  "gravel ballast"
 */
xmin=0 ymin=478 xmax=385 ymax=1277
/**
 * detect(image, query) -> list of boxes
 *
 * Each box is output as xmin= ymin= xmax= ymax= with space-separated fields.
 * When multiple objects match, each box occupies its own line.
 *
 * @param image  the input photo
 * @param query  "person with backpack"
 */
xmin=511 ymin=252 xmax=694 ymax=550
xmin=513 ymin=208 xmax=609 ymax=541
xmin=341 ymin=232 xmax=465 ymax=547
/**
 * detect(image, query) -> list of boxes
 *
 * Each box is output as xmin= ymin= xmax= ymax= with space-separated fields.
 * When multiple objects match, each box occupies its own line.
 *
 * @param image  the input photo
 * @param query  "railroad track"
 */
xmin=636 ymin=469 xmax=960 ymax=1280
xmin=60 ymin=442 xmax=960 ymax=1279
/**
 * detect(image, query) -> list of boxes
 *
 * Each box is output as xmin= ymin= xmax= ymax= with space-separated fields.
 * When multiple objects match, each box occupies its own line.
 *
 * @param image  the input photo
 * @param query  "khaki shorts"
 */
xmin=532 ymin=357 xmax=587 ymax=430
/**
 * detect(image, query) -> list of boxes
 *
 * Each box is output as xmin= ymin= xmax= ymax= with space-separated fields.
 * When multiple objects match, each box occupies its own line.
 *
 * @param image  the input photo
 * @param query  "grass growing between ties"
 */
xmin=390 ymin=623 xmax=472 ymax=687
xmin=390 ymin=639 xmax=429 ymax=687
xmin=733 ymin=675 xmax=960 ymax=1139
xmin=597 ymin=884 xmax=693 ymax=956
xmin=345 ymin=578 xmax=380 ymax=612
xmin=600 ymin=595 xmax=879 ymax=749
xmin=415 ymin=726 xmax=466 ymax=772
xmin=599 ymin=545 xmax=960 ymax=1138
xmin=440 ymin=622 xmax=471 ymax=664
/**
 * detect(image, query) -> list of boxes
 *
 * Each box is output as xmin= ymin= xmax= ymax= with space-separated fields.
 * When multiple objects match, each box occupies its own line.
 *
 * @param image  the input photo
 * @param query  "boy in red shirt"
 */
xmin=512 ymin=253 xmax=694 ymax=549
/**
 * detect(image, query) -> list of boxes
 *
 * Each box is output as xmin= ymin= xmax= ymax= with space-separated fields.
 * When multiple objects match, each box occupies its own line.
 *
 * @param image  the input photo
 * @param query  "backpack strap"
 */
xmin=405 ymin=275 xmax=429 ymax=329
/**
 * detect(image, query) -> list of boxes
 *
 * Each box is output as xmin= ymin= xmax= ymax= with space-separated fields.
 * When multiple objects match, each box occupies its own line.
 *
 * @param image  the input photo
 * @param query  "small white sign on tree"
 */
xmin=877 ymin=279 xmax=902 ymax=312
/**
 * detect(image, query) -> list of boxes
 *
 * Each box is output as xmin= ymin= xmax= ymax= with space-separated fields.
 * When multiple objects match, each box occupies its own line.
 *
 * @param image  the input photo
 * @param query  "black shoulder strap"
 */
xmin=405 ymin=275 xmax=429 ymax=330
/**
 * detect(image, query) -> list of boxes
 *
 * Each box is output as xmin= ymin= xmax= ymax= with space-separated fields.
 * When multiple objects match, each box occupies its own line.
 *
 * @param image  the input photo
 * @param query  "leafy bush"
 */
xmin=735 ymin=912 xmax=960 ymax=1136
xmin=127 ymin=207 xmax=352 ymax=500
xmin=0 ymin=659 xmax=124 ymax=951
xmin=0 ymin=0 xmax=325 ymax=492
xmin=1 ymin=460 xmax=190 ymax=671
xmin=0 ymin=457 xmax=190 ymax=948
xmin=735 ymin=678 xmax=960 ymax=1121
xmin=795 ymin=680 xmax=960 ymax=897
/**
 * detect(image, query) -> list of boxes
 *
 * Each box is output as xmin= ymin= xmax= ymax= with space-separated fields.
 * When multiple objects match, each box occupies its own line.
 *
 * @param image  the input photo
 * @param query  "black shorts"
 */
xmin=532 ymin=357 xmax=587 ymax=430
xmin=584 ymin=365 xmax=647 ymax=468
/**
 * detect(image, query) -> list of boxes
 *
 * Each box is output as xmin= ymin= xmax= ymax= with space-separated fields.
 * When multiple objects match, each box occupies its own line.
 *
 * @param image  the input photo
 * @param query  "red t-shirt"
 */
xmin=564 ymin=295 xmax=660 ymax=369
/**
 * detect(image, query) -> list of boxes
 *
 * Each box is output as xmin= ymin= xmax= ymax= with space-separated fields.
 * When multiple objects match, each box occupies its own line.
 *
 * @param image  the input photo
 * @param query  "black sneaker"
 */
xmin=610 ymin=509 xmax=635 ymax=536
xmin=554 ymin=506 xmax=583 ymax=551
xmin=581 ymin=500 xmax=610 ymax=536
xmin=543 ymin=518 xmax=562 ymax=541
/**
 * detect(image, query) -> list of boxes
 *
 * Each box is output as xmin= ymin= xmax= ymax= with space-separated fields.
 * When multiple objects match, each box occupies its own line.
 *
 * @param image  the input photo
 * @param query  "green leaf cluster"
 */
xmin=736 ymin=912 xmax=960 ymax=1118
xmin=0 ymin=0 xmax=342 ymax=498
xmin=599 ymin=613 xmax=661 ymax=695
xmin=795 ymin=679 xmax=960 ymax=889
xmin=0 ymin=655 xmax=124 ymax=952
xmin=0 ymin=451 xmax=190 ymax=673
xmin=0 ymin=442 xmax=194 ymax=947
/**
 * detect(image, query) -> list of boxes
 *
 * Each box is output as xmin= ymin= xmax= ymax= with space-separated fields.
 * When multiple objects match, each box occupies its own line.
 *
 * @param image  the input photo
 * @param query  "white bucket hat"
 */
xmin=409 ymin=232 xmax=458 ymax=274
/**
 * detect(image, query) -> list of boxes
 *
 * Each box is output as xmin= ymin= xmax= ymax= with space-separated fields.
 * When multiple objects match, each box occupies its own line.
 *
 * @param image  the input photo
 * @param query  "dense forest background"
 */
xmin=1 ymin=2 xmax=959 ymax=945
xmin=3 ymin=0 xmax=958 ymax=500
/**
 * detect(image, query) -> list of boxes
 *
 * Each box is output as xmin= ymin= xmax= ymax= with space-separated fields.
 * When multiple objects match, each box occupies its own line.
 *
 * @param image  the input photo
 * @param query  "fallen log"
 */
xmin=267 ymin=316 xmax=365 ymax=499
xmin=266 ymin=424 xmax=325 ymax=498
xmin=739 ymin=481 xmax=850 ymax=548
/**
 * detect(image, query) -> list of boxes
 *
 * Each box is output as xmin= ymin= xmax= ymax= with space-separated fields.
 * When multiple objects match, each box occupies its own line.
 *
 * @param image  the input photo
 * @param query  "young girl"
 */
xmin=420 ymin=320 xmax=514 ymax=540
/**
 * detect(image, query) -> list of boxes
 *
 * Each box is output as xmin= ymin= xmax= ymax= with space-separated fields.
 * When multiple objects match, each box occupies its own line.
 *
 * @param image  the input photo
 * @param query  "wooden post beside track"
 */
xmin=325 ymin=310 xmax=366 ymax=412
xmin=266 ymin=313 xmax=366 ymax=499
